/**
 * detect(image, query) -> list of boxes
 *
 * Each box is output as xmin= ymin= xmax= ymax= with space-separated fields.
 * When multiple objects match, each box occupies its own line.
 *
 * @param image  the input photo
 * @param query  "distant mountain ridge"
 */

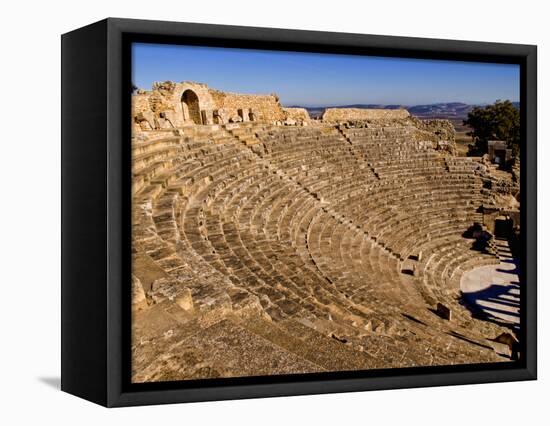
xmin=287 ymin=102 xmax=519 ymax=120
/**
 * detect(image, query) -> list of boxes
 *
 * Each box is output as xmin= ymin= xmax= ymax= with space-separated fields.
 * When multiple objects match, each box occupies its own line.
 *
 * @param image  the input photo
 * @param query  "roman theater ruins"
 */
xmin=131 ymin=81 xmax=521 ymax=382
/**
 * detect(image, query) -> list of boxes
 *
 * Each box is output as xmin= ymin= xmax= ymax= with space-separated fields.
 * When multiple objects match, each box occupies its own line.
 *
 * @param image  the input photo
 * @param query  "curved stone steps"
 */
xmin=131 ymin=124 xmax=511 ymax=379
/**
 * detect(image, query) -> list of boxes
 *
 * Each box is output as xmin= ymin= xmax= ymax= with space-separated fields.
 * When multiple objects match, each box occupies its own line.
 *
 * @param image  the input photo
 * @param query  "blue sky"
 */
xmin=132 ymin=43 xmax=520 ymax=106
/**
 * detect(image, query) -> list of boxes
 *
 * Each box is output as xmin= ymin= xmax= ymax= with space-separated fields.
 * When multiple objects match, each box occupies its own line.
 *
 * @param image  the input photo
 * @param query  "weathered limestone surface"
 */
xmin=130 ymin=88 xmax=520 ymax=383
xmin=283 ymin=107 xmax=311 ymax=123
xmin=322 ymin=107 xmax=410 ymax=122
xmin=210 ymin=90 xmax=285 ymax=122
xmin=411 ymin=118 xmax=458 ymax=154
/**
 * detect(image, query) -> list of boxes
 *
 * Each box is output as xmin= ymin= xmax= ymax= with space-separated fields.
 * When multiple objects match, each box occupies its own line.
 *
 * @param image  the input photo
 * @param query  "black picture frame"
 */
xmin=61 ymin=17 xmax=537 ymax=407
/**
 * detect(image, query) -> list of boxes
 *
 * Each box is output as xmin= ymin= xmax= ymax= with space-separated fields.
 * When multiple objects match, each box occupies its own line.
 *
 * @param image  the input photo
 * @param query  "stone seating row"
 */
xmin=131 ymin=124 xmax=506 ymax=370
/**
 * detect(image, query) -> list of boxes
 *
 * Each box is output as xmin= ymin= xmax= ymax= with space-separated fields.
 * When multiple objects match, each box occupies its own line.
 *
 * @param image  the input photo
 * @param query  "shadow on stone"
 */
xmin=401 ymin=312 xmax=427 ymax=326
xmin=461 ymin=283 xmax=520 ymax=332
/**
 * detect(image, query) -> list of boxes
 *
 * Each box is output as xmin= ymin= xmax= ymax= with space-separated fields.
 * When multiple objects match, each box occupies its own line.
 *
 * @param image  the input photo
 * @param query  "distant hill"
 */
xmin=288 ymin=102 xmax=519 ymax=120
xmin=407 ymin=102 xmax=473 ymax=118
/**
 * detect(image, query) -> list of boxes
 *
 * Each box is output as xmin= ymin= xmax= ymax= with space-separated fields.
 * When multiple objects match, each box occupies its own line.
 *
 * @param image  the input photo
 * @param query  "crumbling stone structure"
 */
xmin=133 ymin=81 xmax=286 ymax=131
xmin=322 ymin=107 xmax=410 ymax=122
xmin=282 ymin=107 xmax=311 ymax=125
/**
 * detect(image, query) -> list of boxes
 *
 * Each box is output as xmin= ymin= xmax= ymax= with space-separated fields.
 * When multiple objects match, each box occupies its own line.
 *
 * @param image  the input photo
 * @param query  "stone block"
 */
xmin=160 ymin=110 xmax=177 ymax=127
xmin=213 ymin=108 xmax=228 ymax=124
xmin=176 ymin=288 xmax=194 ymax=311
xmin=135 ymin=110 xmax=156 ymax=130
xmin=284 ymin=118 xmax=297 ymax=126
xmin=132 ymin=275 xmax=148 ymax=311
xmin=436 ymin=303 xmax=451 ymax=320
xmin=157 ymin=117 xmax=173 ymax=129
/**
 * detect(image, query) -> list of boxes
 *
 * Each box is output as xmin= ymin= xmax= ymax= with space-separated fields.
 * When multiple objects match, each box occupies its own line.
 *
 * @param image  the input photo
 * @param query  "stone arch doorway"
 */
xmin=181 ymin=89 xmax=202 ymax=124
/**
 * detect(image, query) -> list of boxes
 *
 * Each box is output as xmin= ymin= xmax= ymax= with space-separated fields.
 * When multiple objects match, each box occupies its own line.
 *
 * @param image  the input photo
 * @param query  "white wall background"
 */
xmin=0 ymin=0 xmax=546 ymax=423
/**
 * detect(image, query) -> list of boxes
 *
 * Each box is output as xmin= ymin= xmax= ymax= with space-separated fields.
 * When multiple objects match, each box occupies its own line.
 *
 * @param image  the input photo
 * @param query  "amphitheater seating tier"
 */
xmin=131 ymin=123 xmax=508 ymax=382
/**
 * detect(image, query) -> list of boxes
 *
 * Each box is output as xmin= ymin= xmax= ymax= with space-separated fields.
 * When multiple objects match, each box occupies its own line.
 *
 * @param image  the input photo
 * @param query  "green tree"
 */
xmin=463 ymin=100 xmax=520 ymax=156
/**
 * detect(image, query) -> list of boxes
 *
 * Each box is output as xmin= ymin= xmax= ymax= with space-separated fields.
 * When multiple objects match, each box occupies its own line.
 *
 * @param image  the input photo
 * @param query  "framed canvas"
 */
xmin=61 ymin=18 xmax=537 ymax=407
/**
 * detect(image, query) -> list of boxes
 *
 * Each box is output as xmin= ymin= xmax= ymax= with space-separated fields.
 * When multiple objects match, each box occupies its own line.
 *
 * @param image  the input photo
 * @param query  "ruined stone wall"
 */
xmin=322 ymin=108 xmax=410 ymax=122
xmin=211 ymin=90 xmax=285 ymax=122
xmin=282 ymin=107 xmax=311 ymax=122
xmin=132 ymin=93 xmax=152 ymax=115
xmin=415 ymin=119 xmax=456 ymax=142
xmin=132 ymin=81 xmax=287 ymax=129
xmin=410 ymin=118 xmax=457 ymax=154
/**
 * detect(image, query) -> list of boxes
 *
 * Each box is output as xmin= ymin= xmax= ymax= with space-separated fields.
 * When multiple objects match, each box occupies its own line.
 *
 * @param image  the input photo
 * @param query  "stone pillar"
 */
xmin=201 ymin=109 xmax=214 ymax=125
xmin=238 ymin=108 xmax=250 ymax=122
xmin=181 ymin=102 xmax=190 ymax=122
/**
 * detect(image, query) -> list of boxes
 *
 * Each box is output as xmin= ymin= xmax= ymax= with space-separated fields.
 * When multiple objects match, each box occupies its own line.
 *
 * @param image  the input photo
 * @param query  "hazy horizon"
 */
xmin=132 ymin=43 xmax=520 ymax=106
xmin=279 ymin=100 xmax=519 ymax=108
